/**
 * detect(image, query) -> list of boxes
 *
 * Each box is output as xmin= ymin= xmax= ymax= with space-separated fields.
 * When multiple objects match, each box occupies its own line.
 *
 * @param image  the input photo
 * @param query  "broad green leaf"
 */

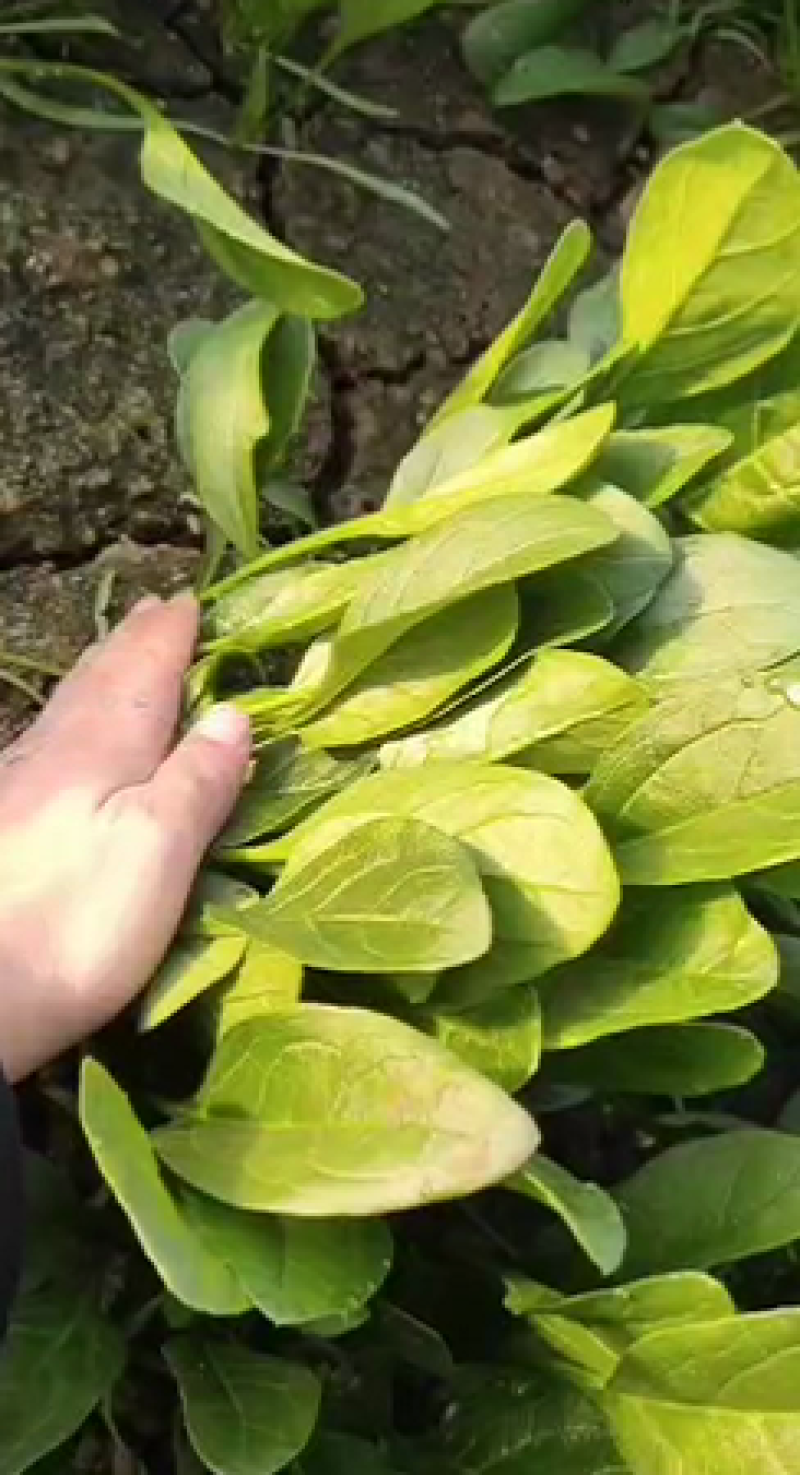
xmin=79 ymin=1060 xmax=247 ymax=1315
xmin=593 ymin=425 xmax=732 ymax=508
xmin=619 ymin=124 xmax=800 ymax=405
xmin=416 ymin=1366 xmax=625 ymax=1475
xmin=328 ymin=0 xmax=441 ymax=61
xmin=421 ymin=984 xmax=541 ymax=1093
xmin=517 ymin=569 xmax=616 ymax=654
xmin=608 ymin=18 xmax=685 ymax=73
xmin=209 ymin=942 xmax=303 ymax=1038
xmin=493 ymin=45 xmax=650 ymax=106
xmin=139 ymin=101 xmax=361 ymax=318
xmin=555 ymin=1023 xmax=765 ymax=1098
xmin=605 ymin=1309 xmax=800 ymax=1475
xmin=568 ymin=268 xmax=620 ymax=365
xmin=165 ymin=1339 xmax=321 ymax=1475
xmin=506 ymin=1272 xmax=734 ymax=1386
xmin=380 ymin=650 xmax=645 ymax=775
xmin=0 ymin=1281 xmax=125 ymax=1475
xmin=277 ymin=492 xmax=617 ymax=724
xmin=206 ymin=559 xmax=365 ymax=653
xmin=169 ymin=317 xmax=214 ymax=375
xmin=385 ymin=405 xmax=517 ymax=510
xmin=153 ymin=1007 xmax=539 ymax=1214
xmin=138 ymin=935 xmax=246 ymax=1031
xmin=262 ymin=478 xmax=318 ymax=529
xmin=508 ymin=1156 xmax=626 ymax=1275
xmin=489 ymin=340 xmax=590 ymax=404
xmin=428 ymin=223 xmax=592 ymax=429
xmin=176 ymin=302 xmax=278 ymax=557
xmin=261 ymin=316 xmax=316 ymax=472
xmin=181 ymin=871 xmax=259 ymax=938
xmin=612 ymin=533 xmax=800 ymax=686
xmin=376 ymin=1303 xmax=455 ymax=1378
xmin=179 ymin=1192 xmax=392 ymax=1325
xmin=580 ymin=484 xmax=673 ymax=639
xmin=539 ymin=884 xmax=778 ymax=1049
xmin=19 ymin=1151 xmax=87 ymax=1293
xmin=8 ymin=63 xmax=361 ymax=318
xmin=648 ymin=99 xmax=723 ymax=146
xmin=401 ymin=405 xmax=615 ymax=529
xmin=461 ymin=0 xmax=591 ymax=87
xmin=298 ymin=585 xmax=518 ymax=750
xmin=199 ymin=406 xmax=615 ymax=593
xmin=223 ymin=815 xmax=492 ymax=974
xmin=683 ymin=420 xmax=800 ymax=544
xmin=272 ymin=762 xmax=620 ymax=999
xmin=616 ymin=1129 xmax=800 ymax=1275
xmin=586 ymin=671 xmax=800 ymax=885
xmin=298 ymin=1433 xmax=397 ymax=1475
xmin=217 ymin=742 xmax=373 ymax=850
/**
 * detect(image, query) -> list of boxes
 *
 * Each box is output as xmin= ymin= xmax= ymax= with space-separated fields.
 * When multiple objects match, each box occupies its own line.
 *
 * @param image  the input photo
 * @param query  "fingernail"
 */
xmin=169 ymin=589 xmax=198 ymax=609
xmin=130 ymin=594 xmax=162 ymax=616
xmin=195 ymin=703 xmax=251 ymax=747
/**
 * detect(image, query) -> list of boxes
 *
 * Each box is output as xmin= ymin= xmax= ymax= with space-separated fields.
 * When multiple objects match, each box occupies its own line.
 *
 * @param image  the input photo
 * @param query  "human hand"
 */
xmin=0 ymin=593 xmax=251 ymax=1083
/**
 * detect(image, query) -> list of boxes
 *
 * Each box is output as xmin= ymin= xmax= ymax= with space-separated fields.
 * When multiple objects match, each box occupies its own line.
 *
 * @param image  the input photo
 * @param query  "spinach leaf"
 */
xmin=605 ymin=1310 xmax=800 ymax=1475
xmin=153 ymin=1007 xmax=538 ymax=1214
xmin=270 ymin=762 xmax=619 ymax=998
xmin=0 ymin=1281 xmax=125 ymax=1475
xmin=507 ymin=1156 xmax=626 ymax=1275
xmin=223 ymin=815 xmax=492 ymax=974
xmin=380 ymin=650 xmax=645 ymax=774
xmin=420 ymin=984 xmax=541 ymax=1093
xmin=79 ymin=1060 xmax=248 ymax=1315
xmin=178 ymin=1193 xmax=392 ymax=1326
xmin=612 ymin=533 xmax=800 ymax=686
xmin=506 ymin=1272 xmax=734 ymax=1386
xmin=555 ymin=1022 xmax=765 ymax=1098
xmin=539 ymin=884 xmax=777 ymax=1049
xmin=298 ymin=585 xmax=518 ymax=750
xmin=165 ymin=1339 xmax=320 ymax=1475
xmin=616 ymin=1129 xmax=800 ymax=1275
xmin=619 ymin=124 xmax=800 ymax=404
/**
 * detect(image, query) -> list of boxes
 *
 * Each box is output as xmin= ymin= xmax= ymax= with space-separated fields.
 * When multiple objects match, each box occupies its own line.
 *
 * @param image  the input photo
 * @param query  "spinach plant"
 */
xmin=10 ymin=121 xmax=800 ymax=1475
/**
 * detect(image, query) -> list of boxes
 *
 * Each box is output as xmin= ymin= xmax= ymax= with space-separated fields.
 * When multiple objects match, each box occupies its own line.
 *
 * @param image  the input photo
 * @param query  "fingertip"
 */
xmin=192 ymin=703 xmax=251 ymax=752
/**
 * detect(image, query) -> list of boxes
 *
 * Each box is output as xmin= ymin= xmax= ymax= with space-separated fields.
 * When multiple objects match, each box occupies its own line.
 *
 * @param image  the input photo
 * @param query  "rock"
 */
xmin=0 ymin=119 xmax=244 ymax=562
xmin=0 ymin=543 xmax=198 ymax=747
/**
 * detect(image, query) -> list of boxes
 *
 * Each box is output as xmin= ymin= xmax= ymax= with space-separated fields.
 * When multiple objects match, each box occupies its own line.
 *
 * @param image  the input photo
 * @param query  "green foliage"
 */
xmin=16 ymin=120 xmax=800 ymax=1475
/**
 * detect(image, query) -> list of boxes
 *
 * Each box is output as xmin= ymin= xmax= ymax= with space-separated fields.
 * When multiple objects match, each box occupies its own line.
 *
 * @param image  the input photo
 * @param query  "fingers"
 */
xmin=32 ymin=594 xmax=200 ymax=798
xmin=142 ymin=703 xmax=251 ymax=882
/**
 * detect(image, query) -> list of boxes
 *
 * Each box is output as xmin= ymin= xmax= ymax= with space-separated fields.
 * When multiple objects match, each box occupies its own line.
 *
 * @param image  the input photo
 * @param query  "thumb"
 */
xmin=145 ymin=704 xmax=251 ymax=879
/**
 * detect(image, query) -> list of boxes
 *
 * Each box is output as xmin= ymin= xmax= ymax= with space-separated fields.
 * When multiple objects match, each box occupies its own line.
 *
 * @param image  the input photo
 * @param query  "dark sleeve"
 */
xmin=0 ymin=1068 xmax=23 ymax=1334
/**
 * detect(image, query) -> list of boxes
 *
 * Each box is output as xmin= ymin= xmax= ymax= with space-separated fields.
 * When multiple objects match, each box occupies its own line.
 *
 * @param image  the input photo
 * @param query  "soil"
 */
xmin=0 ymin=1 xmax=782 ymax=739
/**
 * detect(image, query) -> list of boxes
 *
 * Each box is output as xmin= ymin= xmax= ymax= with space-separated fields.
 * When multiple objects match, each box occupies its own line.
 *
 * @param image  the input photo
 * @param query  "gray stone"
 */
xmin=0 ymin=119 xmax=245 ymax=561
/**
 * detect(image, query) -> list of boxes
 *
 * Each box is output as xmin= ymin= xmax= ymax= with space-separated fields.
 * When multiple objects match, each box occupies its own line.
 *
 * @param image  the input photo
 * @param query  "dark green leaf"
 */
xmin=508 ymin=1156 xmax=626 ymax=1275
xmin=79 ymin=1060 xmax=247 ymax=1315
xmin=422 ymin=984 xmax=541 ymax=1093
xmin=616 ymin=1129 xmax=800 ymax=1275
xmin=0 ymin=1282 xmax=125 ymax=1475
xmin=539 ymin=885 xmax=777 ymax=1049
xmin=493 ymin=45 xmax=650 ymax=107
xmin=556 ymin=1023 xmax=765 ymax=1097
xmin=217 ymin=741 xmax=372 ymax=850
xmin=608 ymin=18 xmax=685 ymax=73
xmin=461 ymin=0 xmax=591 ymax=87
xmin=179 ymin=1193 xmax=392 ymax=1325
xmin=166 ymin=1339 xmax=320 ymax=1475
